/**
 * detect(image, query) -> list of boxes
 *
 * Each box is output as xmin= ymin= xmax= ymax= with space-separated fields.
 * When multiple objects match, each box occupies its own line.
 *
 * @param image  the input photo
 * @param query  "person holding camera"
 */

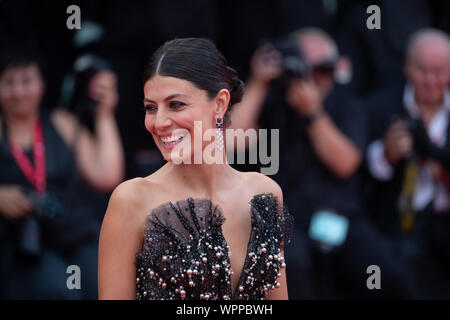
xmin=0 ymin=50 xmax=124 ymax=299
xmin=365 ymin=28 xmax=450 ymax=298
xmin=231 ymin=28 xmax=417 ymax=299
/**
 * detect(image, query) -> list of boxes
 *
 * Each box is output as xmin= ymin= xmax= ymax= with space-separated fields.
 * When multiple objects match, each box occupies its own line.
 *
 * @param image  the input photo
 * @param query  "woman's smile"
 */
xmin=158 ymin=132 xmax=188 ymax=150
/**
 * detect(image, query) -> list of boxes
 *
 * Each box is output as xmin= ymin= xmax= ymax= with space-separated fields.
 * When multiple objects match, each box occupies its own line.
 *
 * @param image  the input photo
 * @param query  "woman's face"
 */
xmin=143 ymin=75 xmax=224 ymax=163
xmin=0 ymin=64 xmax=44 ymax=118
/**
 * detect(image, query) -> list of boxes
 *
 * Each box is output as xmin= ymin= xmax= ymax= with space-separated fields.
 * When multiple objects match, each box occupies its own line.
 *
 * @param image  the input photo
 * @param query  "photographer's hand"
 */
xmin=383 ymin=120 xmax=413 ymax=165
xmin=53 ymin=70 xmax=124 ymax=192
xmin=81 ymin=70 xmax=124 ymax=192
xmin=89 ymin=70 xmax=119 ymax=117
xmin=0 ymin=185 xmax=33 ymax=220
xmin=286 ymin=78 xmax=323 ymax=117
xmin=286 ymin=79 xmax=361 ymax=179
xmin=249 ymin=44 xmax=282 ymax=85
xmin=229 ymin=44 xmax=281 ymax=134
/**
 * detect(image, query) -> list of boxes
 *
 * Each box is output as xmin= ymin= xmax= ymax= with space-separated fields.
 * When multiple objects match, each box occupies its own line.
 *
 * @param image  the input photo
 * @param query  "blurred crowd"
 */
xmin=0 ymin=0 xmax=449 ymax=299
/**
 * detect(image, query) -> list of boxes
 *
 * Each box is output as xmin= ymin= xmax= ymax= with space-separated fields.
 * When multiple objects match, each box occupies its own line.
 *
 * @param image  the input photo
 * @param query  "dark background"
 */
xmin=2 ymin=0 xmax=448 ymax=179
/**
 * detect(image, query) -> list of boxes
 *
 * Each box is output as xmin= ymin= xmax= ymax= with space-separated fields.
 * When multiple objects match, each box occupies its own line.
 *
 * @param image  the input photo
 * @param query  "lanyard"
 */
xmin=8 ymin=119 xmax=46 ymax=194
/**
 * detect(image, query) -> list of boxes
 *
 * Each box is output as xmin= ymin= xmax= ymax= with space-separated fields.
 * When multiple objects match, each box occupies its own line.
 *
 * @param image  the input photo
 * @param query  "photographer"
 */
xmin=366 ymin=28 xmax=450 ymax=298
xmin=0 ymin=50 xmax=124 ymax=299
xmin=231 ymin=28 xmax=416 ymax=299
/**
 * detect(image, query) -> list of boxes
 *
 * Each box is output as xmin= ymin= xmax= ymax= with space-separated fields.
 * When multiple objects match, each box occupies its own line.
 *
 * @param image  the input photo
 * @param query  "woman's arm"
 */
xmin=98 ymin=180 xmax=144 ymax=299
xmin=51 ymin=71 xmax=125 ymax=192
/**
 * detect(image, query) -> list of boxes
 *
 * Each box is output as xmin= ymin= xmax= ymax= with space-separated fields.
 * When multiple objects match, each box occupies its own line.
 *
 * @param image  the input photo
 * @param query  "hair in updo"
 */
xmin=142 ymin=38 xmax=244 ymax=126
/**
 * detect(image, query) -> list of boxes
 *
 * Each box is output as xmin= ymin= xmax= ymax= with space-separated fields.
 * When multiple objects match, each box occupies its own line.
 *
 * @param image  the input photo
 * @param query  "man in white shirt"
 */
xmin=365 ymin=28 xmax=450 ymax=298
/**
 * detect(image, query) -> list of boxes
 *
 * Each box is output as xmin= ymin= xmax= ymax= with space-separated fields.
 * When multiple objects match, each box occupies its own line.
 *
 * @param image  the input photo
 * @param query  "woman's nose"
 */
xmin=154 ymin=108 xmax=172 ymax=131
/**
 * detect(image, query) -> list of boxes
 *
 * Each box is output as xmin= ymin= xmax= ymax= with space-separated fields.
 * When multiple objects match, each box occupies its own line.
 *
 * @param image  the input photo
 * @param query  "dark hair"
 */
xmin=0 ymin=49 xmax=45 ymax=79
xmin=142 ymin=38 xmax=244 ymax=126
xmin=0 ymin=49 xmax=46 ymax=115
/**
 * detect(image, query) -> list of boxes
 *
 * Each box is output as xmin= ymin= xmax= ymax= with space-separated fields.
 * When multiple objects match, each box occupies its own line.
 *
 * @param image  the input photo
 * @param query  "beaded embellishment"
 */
xmin=135 ymin=193 xmax=293 ymax=300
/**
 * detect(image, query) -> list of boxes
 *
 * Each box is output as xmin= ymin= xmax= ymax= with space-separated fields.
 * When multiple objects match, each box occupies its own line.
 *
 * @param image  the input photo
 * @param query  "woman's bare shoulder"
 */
xmin=100 ymin=177 xmax=167 ymax=250
xmin=109 ymin=177 xmax=159 ymax=211
xmin=242 ymin=171 xmax=283 ymax=202
xmin=50 ymin=108 xmax=79 ymax=147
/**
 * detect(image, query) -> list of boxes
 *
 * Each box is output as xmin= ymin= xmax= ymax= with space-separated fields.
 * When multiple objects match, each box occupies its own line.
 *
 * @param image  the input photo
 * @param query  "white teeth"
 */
xmin=161 ymin=134 xmax=186 ymax=145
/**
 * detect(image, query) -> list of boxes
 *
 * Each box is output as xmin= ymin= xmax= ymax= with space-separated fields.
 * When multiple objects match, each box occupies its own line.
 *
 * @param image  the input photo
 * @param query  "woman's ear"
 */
xmin=214 ymin=88 xmax=230 ymax=117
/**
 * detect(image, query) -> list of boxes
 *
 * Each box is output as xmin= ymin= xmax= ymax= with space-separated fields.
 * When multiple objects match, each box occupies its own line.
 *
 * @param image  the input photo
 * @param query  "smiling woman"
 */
xmin=98 ymin=38 xmax=294 ymax=300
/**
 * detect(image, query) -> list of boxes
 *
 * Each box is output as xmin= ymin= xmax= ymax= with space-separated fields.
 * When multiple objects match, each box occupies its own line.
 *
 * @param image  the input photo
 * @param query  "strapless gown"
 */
xmin=135 ymin=193 xmax=294 ymax=300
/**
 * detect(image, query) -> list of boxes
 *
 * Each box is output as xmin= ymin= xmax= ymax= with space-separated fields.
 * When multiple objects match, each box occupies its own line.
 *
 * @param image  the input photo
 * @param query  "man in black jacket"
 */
xmin=365 ymin=28 xmax=450 ymax=298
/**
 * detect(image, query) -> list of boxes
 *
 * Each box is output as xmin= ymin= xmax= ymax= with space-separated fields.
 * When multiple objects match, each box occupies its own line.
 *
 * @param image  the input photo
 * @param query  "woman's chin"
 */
xmin=5 ymin=104 xmax=36 ymax=118
xmin=160 ymin=148 xmax=182 ymax=163
xmin=160 ymin=148 xmax=195 ymax=165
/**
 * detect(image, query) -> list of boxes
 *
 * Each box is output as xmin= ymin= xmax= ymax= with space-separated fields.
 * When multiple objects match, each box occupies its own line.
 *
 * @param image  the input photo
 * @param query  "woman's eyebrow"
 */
xmin=143 ymin=93 xmax=190 ymax=104
xmin=164 ymin=93 xmax=189 ymax=101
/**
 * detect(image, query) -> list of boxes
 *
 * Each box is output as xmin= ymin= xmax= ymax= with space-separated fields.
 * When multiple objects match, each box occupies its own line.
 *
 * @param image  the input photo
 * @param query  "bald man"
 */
xmin=365 ymin=28 xmax=450 ymax=298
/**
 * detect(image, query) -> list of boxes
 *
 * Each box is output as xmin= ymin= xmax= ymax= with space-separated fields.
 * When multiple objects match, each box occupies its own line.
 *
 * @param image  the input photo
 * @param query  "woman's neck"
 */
xmin=4 ymin=111 xmax=40 ymax=147
xmin=165 ymin=156 xmax=238 ymax=199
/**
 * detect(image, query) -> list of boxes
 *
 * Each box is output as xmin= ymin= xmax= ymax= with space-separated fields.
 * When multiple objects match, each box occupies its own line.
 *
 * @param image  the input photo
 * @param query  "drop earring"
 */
xmin=215 ymin=115 xmax=224 ymax=151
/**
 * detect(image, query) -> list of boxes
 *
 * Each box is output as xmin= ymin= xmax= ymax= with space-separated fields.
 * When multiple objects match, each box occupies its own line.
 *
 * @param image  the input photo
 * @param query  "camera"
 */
xmin=67 ymin=54 xmax=112 ymax=129
xmin=274 ymin=37 xmax=312 ymax=84
xmin=26 ymin=190 xmax=65 ymax=219
xmin=18 ymin=190 xmax=64 ymax=258
xmin=261 ymin=36 xmax=312 ymax=85
xmin=404 ymin=117 xmax=432 ymax=158
xmin=408 ymin=117 xmax=450 ymax=168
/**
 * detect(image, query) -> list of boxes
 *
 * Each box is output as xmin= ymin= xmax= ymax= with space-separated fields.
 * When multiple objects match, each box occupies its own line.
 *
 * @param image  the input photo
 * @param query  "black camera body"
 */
xmin=18 ymin=190 xmax=65 ymax=258
xmin=398 ymin=116 xmax=450 ymax=171
xmin=274 ymin=37 xmax=312 ymax=85
xmin=26 ymin=191 xmax=65 ymax=219
xmin=67 ymin=54 xmax=112 ymax=130
xmin=404 ymin=117 xmax=432 ymax=158
xmin=261 ymin=37 xmax=312 ymax=85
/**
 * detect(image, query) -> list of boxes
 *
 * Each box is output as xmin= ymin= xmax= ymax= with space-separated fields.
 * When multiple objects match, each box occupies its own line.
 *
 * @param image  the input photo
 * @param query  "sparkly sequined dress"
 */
xmin=135 ymin=193 xmax=293 ymax=300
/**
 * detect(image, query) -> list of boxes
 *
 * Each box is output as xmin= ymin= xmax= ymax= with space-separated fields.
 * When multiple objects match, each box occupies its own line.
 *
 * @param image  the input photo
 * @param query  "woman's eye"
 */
xmin=170 ymin=101 xmax=185 ymax=109
xmin=143 ymin=105 xmax=157 ymax=112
